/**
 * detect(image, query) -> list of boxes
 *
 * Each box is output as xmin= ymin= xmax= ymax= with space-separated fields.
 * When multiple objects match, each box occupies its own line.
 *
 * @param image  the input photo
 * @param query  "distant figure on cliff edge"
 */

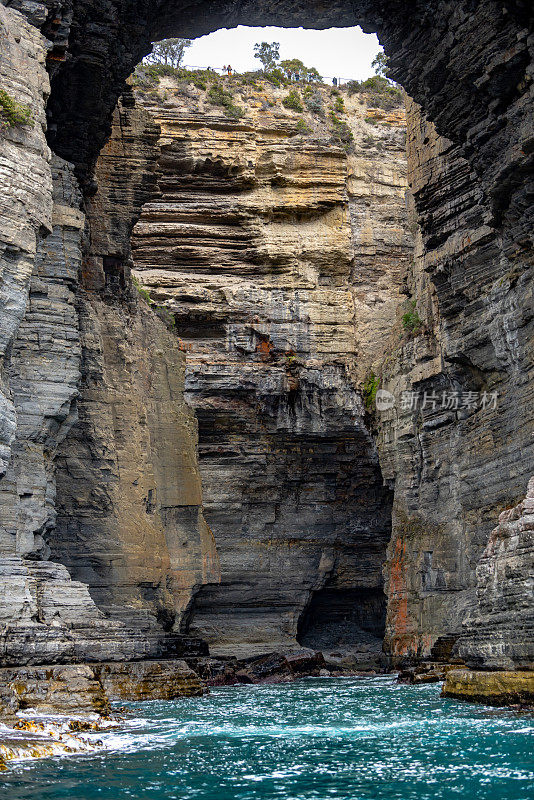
xmin=332 ymin=77 xmax=338 ymax=87
xmin=226 ymin=64 xmax=232 ymax=76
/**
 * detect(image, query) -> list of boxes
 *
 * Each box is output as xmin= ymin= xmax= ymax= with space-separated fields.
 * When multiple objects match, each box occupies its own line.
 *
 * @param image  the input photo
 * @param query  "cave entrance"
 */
xmin=297 ymin=587 xmax=387 ymax=668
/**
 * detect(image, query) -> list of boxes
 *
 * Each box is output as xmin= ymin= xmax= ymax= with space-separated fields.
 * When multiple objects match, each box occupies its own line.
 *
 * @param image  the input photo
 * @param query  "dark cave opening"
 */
xmin=297 ymin=587 xmax=387 ymax=652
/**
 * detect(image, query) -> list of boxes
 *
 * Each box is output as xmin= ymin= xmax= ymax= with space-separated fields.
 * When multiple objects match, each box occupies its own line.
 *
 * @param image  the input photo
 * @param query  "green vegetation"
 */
xmin=132 ymin=275 xmax=152 ymax=305
xmin=295 ymin=118 xmax=310 ymax=134
xmin=282 ymin=89 xmax=304 ymax=112
xmin=254 ymin=41 xmax=280 ymax=72
xmin=347 ymin=75 xmax=402 ymax=110
xmin=132 ymin=63 xmax=180 ymax=87
xmin=371 ymin=51 xmax=389 ymax=78
xmin=332 ymin=92 xmax=345 ymax=114
xmin=363 ymin=372 xmax=380 ymax=409
xmin=253 ymin=42 xmax=322 ymax=85
xmin=402 ymin=301 xmax=423 ymax=334
xmin=305 ymin=91 xmax=324 ymax=117
xmin=132 ymin=63 xmax=221 ymax=92
xmin=240 ymin=73 xmax=260 ymax=88
xmin=279 ymin=58 xmax=322 ymax=83
xmin=132 ymin=275 xmax=175 ymax=330
xmin=208 ymin=84 xmax=245 ymax=119
xmin=264 ymin=67 xmax=287 ymax=88
xmin=144 ymin=38 xmax=191 ymax=69
xmin=0 ymin=89 xmax=33 ymax=129
xmin=329 ymin=110 xmax=354 ymax=151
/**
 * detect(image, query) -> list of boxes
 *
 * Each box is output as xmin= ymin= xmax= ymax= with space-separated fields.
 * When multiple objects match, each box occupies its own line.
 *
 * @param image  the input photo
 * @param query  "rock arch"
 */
xmin=1 ymin=0 xmax=532 ymax=670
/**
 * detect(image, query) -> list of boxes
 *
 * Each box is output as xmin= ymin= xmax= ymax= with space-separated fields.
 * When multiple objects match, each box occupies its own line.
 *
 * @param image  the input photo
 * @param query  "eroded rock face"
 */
xmin=0 ymin=155 xmax=82 ymax=560
xmin=0 ymin=0 xmax=532 ymax=680
xmin=48 ymin=91 xmax=220 ymax=643
xmin=442 ymin=669 xmax=534 ymax=707
xmin=0 ymin=9 xmax=143 ymax=666
xmin=0 ymin=663 xmax=110 ymax=716
xmin=128 ymin=79 xmax=410 ymax=660
xmin=0 ymin=4 xmax=52 ymax=480
xmin=0 ymin=33 xmax=219 ymax=661
xmin=96 ymin=659 xmax=206 ymax=700
xmin=377 ymin=99 xmax=533 ymax=665
xmin=456 ymin=477 xmax=534 ymax=670
xmin=0 ymin=658 xmax=207 ymax=717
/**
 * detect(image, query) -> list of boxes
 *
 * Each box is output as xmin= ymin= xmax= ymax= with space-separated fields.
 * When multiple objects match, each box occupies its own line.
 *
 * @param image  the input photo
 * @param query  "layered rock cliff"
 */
xmin=129 ymin=76 xmax=410 ymax=663
xmin=376 ymin=99 xmax=533 ymax=667
xmin=0 ymin=5 xmax=218 ymax=665
xmin=0 ymin=0 xmax=532 ymax=705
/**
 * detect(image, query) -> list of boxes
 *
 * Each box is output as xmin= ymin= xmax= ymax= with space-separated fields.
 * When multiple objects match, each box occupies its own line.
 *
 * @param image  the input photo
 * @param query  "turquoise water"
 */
xmin=1 ymin=676 xmax=533 ymax=800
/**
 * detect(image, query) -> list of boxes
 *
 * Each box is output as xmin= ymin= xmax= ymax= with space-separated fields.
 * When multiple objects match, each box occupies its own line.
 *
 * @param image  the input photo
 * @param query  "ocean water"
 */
xmin=1 ymin=676 xmax=532 ymax=800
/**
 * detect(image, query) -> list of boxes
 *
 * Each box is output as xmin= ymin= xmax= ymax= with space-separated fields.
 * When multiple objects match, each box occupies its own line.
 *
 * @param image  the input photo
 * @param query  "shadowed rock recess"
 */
xmin=0 ymin=0 xmax=532 ymax=707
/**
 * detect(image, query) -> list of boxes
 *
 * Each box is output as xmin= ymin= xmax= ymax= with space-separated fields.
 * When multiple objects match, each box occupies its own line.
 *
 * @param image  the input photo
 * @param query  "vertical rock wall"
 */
xmin=0 ymin=19 xmax=219 ymax=662
xmin=0 ymin=0 xmax=532 ymax=676
xmin=377 ymin=100 xmax=533 ymax=666
xmin=0 ymin=4 xmax=52 ymax=493
xmin=49 ymin=93 xmax=220 ymax=643
xmin=130 ymin=79 xmax=411 ymax=662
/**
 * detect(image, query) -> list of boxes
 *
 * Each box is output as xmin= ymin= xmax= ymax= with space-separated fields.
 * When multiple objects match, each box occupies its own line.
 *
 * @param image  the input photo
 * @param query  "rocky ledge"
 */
xmin=187 ymin=649 xmax=383 ymax=686
xmin=0 ymin=659 xmax=206 ymax=722
xmin=442 ymin=669 xmax=534 ymax=708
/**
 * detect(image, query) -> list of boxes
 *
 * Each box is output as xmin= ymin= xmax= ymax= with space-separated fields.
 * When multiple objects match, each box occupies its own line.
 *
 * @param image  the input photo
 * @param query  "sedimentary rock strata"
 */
xmin=377 ymin=98 xmax=534 ymax=665
xmin=457 ymin=477 xmax=534 ymax=670
xmin=0 ymin=0 xmax=532 ymax=708
xmin=96 ymin=659 xmax=206 ymax=700
xmin=442 ymin=669 xmax=534 ymax=707
xmin=129 ymin=78 xmax=410 ymax=662
xmin=0 ymin=3 xmax=52 ymax=491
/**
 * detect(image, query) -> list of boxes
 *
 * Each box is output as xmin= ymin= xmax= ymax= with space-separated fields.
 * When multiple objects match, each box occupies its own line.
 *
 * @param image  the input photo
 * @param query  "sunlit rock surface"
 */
xmin=442 ymin=669 xmax=534 ymax=707
xmin=129 ymin=78 xmax=410 ymax=660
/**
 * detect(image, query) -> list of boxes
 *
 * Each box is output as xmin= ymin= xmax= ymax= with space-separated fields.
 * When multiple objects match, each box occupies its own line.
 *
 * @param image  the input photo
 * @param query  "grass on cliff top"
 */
xmin=132 ymin=63 xmax=221 ymax=90
xmin=346 ymin=76 xmax=403 ymax=110
xmin=133 ymin=64 xmax=246 ymax=119
xmin=130 ymin=65 xmax=399 ymax=149
xmin=0 ymin=89 xmax=33 ymax=129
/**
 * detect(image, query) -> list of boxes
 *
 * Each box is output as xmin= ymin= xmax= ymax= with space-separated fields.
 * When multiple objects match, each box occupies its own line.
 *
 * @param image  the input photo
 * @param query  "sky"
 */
xmin=184 ymin=26 xmax=382 ymax=83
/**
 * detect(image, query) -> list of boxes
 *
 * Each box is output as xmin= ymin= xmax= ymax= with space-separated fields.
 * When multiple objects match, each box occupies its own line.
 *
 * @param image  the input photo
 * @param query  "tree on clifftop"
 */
xmin=371 ymin=51 xmax=389 ymax=78
xmin=280 ymin=58 xmax=322 ymax=82
xmin=254 ymin=41 xmax=280 ymax=72
xmin=145 ymin=38 xmax=192 ymax=69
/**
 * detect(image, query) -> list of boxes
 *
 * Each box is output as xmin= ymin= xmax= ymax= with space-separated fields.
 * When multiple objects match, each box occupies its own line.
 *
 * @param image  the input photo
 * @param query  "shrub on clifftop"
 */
xmin=282 ymin=90 xmax=304 ymax=112
xmin=208 ymin=84 xmax=245 ymax=119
